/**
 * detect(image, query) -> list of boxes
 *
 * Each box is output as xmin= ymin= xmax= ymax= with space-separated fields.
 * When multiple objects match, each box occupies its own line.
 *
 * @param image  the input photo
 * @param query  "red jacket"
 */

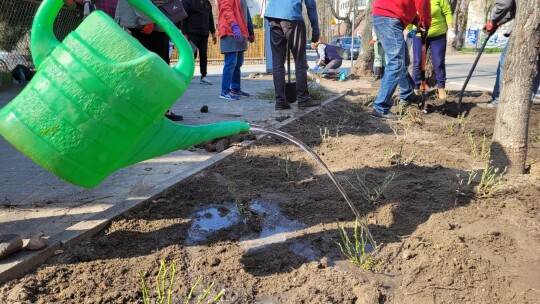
xmin=217 ymin=0 xmax=248 ymax=38
xmin=372 ymin=0 xmax=431 ymax=28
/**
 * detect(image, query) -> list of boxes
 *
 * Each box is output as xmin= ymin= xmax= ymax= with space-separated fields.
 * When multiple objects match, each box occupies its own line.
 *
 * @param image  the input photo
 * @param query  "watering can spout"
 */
xmin=125 ymin=121 xmax=251 ymax=166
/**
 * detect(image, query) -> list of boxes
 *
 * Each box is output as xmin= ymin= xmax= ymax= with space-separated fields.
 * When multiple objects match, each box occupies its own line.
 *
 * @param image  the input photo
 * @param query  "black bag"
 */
xmin=11 ymin=64 xmax=34 ymax=83
xmin=158 ymin=0 xmax=188 ymax=24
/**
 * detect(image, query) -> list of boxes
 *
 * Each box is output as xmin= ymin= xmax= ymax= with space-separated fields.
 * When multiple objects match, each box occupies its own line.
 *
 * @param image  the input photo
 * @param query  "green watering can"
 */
xmin=0 ymin=0 xmax=250 ymax=188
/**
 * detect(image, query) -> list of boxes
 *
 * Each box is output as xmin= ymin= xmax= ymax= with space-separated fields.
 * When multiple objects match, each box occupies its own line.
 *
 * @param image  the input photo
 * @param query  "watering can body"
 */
xmin=0 ymin=0 xmax=249 ymax=188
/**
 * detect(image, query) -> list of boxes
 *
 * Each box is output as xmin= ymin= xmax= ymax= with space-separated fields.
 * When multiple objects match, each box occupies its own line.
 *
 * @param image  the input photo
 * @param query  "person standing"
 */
xmin=115 ymin=0 xmax=183 ymax=121
xmin=217 ymin=0 xmax=254 ymax=101
xmin=311 ymin=41 xmax=343 ymax=77
xmin=264 ymin=0 xmax=320 ymax=110
xmin=486 ymin=0 xmax=539 ymax=106
xmin=96 ymin=0 xmax=118 ymax=18
xmin=409 ymin=0 xmax=454 ymax=100
xmin=370 ymin=28 xmax=385 ymax=82
xmin=370 ymin=0 xmax=431 ymax=120
xmin=182 ymin=0 xmax=217 ymax=85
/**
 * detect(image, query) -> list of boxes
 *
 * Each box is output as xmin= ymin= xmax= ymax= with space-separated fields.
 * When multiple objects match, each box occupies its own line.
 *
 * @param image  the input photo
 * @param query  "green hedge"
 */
xmin=460 ymin=48 xmax=504 ymax=54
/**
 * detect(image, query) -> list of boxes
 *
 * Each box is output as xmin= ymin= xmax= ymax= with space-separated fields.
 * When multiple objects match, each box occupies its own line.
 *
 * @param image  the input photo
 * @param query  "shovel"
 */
xmin=285 ymin=46 xmax=297 ymax=103
xmin=457 ymin=31 xmax=495 ymax=111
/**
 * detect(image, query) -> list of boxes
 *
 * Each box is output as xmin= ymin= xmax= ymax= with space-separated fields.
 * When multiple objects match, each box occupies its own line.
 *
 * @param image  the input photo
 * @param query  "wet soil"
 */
xmin=2 ymin=86 xmax=540 ymax=303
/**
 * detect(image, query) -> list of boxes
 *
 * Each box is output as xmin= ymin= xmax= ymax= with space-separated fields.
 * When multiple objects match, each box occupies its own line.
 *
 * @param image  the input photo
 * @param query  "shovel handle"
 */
xmin=457 ymin=31 xmax=495 ymax=110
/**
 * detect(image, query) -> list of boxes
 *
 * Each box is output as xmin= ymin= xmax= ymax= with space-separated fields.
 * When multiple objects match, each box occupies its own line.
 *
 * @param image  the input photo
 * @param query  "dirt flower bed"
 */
xmin=2 ymin=87 xmax=540 ymax=303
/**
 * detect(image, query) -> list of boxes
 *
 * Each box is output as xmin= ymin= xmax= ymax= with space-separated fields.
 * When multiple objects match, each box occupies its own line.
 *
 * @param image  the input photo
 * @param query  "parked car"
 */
xmin=329 ymin=37 xmax=361 ymax=60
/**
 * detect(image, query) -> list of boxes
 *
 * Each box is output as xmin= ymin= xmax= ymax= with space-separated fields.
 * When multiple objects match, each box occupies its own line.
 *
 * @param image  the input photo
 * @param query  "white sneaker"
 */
xmin=200 ymin=77 xmax=212 ymax=85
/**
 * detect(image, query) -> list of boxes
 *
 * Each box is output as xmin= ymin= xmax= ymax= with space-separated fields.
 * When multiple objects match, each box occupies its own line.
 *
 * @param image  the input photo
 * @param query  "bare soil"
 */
xmin=2 ymin=82 xmax=540 ymax=304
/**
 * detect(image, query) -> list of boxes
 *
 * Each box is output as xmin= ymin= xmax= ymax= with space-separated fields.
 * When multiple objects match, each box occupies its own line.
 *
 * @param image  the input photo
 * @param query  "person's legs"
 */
xmin=429 ymin=34 xmax=447 ymax=88
xmin=221 ymin=51 xmax=239 ymax=99
xmin=269 ymin=19 xmax=288 ymax=105
xmin=282 ymin=20 xmax=312 ymax=105
xmin=321 ymin=59 xmax=342 ymax=75
xmin=193 ymin=34 xmax=210 ymax=79
xmin=411 ymin=35 xmax=422 ymax=89
xmin=231 ymin=51 xmax=244 ymax=92
xmin=533 ymin=69 xmax=540 ymax=101
xmin=491 ymin=42 xmax=508 ymax=104
xmin=372 ymin=16 xmax=414 ymax=115
xmin=372 ymin=41 xmax=384 ymax=80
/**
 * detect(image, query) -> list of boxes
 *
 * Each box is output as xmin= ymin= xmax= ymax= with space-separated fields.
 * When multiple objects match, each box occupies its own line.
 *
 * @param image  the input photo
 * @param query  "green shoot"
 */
xmin=228 ymin=184 xmax=251 ymax=220
xmin=384 ymin=146 xmax=418 ymax=166
xmin=140 ymin=260 xmax=176 ymax=304
xmin=467 ymin=132 xmax=490 ymax=160
xmin=140 ymin=262 xmax=224 ymax=304
xmin=335 ymin=220 xmax=380 ymax=271
xmin=475 ymin=162 xmax=506 ymax=197
xmin=278 ymin=154 xmax=302 ymax=181
xmin=347 ymin=170 xmax=396 ymax=205
xmin=320 ymin=127 xmax=333 ymax=149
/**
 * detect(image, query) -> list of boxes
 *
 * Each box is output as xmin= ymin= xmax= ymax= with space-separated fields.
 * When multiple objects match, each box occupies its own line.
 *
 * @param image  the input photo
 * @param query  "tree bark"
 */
xmin=454 ymin=0 xmax=471 ymax=50
xmin=350 ymin=0 xmax=374 ymax=76
xmin=491 ymin=0 xmax=540 ymax=174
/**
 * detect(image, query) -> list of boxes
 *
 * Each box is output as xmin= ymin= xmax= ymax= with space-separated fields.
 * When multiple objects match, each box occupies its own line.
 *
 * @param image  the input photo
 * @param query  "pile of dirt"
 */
xmin=2 ymin=88 xmax=539 ymax=303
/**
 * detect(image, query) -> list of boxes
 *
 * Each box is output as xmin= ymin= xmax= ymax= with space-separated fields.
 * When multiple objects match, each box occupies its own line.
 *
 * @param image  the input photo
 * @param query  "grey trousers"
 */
xmin=322 ymin=59 xmax=342 ymax=75
xmin=268 ymin=18 xmax=310 ymax=103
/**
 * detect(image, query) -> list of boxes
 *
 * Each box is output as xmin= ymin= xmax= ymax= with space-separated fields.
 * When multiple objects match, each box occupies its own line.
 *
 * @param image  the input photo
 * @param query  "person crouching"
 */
xmin=311 ymin=41 xmax=343 ymax=77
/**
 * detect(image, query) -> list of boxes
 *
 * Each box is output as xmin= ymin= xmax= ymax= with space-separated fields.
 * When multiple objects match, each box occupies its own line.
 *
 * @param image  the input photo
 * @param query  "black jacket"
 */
xmin=181 ymin=0 xmax=216 ymax=36
xmin=491 ymin=0 xmax=515 ymax=26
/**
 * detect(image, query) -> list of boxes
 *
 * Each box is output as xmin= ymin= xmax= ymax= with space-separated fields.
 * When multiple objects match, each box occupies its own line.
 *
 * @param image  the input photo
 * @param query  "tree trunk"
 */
xmin=350 ymin=0 xmax=373 ymax=76
xmin=454 ymin=0 xmax=471 ymax=50
xmin=491 ymin=1 xmax=540 ymax=174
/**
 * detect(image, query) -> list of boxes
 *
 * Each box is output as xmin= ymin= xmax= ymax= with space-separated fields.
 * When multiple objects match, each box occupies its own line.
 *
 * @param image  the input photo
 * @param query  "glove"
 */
xmin=314 ymin=64 xmax=319 ymax=72
xmin=483 ymin=21 xmax=497 ymax=35
xmin=141 ymin=23 xmax=154 ymax=35
xmin=248 ymin=35 xmax=255 ymax=43
xmin=369 ymin=39 xmax=376 ymax=46
xmin=311 ymin=28 xmax=320 ymax=43
xmin=231 ymin=22 xmax=243 ymax=42
xmin=211 ymin=33 xmax=217 ymax=44
xmin=447 ymin=28 xmax=456 ymax=40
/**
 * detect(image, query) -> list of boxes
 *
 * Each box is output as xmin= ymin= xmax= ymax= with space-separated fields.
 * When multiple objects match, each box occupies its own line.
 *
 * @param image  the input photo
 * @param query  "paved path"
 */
xmin=1 ymin=52 xmax=536 ymax=283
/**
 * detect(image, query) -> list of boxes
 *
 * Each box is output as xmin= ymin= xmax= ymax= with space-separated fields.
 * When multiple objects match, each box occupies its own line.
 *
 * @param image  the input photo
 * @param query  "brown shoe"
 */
xmin=438 ymin=88 xmax=447 ymax=100
xmin=275 ymin=101 xmax=291 ymax=110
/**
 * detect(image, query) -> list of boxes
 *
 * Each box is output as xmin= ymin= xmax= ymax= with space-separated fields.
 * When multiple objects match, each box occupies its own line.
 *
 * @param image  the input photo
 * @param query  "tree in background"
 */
xmin=319 ymin=0 xmax=365 ymax=36
xmin=350 ymin=0 xmax=373 ymax=77
xmin=490 ymin=1 xmax=540 ymax=174
xmin=252 ymin=14 xmax=263 ymax=29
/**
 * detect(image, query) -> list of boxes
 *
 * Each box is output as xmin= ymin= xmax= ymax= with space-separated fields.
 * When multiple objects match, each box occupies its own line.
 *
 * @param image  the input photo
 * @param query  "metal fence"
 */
xmin=0 ymin=0 xmax=83 ymax=74
xmin=170 ymin=28 xmax=266 ymax=64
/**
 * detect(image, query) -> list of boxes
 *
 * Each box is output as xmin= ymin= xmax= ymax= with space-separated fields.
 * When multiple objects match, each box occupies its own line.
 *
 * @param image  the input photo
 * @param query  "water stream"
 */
xmin=249 ymin=124 xmax=377 ymax=251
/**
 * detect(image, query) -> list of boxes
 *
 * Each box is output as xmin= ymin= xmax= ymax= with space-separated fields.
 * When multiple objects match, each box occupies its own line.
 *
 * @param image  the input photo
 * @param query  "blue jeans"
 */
xmin=492 ymin=43 xmax=540 ymax=104
xmin=221 ymin=51 xmax=244 ymax=95
xmin=372 ymin=16 xmax=414 ymax=114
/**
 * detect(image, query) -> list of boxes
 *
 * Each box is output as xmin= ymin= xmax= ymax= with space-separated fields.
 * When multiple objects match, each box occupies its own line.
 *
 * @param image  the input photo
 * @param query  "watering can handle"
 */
xmin=31 ymin=0 xmax=194 ymax=81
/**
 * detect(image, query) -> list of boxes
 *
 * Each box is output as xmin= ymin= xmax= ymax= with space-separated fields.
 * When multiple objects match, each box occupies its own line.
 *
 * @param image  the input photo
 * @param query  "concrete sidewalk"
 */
xmin=0 ymin=63 xmax=352 ymax=283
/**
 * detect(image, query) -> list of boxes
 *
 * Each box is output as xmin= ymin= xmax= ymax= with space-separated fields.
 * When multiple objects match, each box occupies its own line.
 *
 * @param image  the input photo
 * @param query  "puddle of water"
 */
xmin=186 ymin=205 xmax=241 ymax=245
xmin=187 ymin=200 xmax=313 ymax=255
